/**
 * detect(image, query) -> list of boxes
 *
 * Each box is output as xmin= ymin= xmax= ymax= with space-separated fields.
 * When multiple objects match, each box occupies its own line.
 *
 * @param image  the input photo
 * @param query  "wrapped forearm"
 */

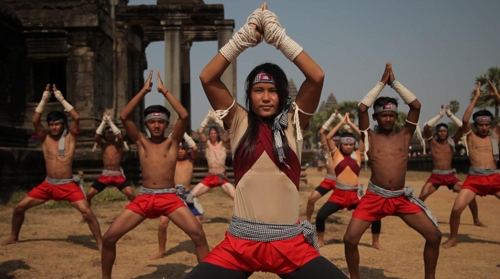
xmin=262 ymin=10 xmax=303 ymax=61
xmin=219 ymin=9 xmax=262 ymax=63
xmin=54 ymin=90 xmax=74 ymax=112
xmin=360 ymin=82 xmax=385 ymax=108
xmin=183 ymin=133 xmax=197 ymax=148
xmin=200 ymin=112 xmax=213 ymax=128
xmin=322 ymin=113 xmax=337 ymax=130
xmin=108 ymin=121 xmax=121 ymax=135
xmin=447 ymin=108 xmax=463 ymax=127
xmin=425 ymin=113 xmax=443 ymax=128
xmin=95 ymin=119 xmax=107 ymax=135
xmin=391 ymin=81 xmax=416 ymax=105
xmin=35 ymin=91 xmax=51 ymax=113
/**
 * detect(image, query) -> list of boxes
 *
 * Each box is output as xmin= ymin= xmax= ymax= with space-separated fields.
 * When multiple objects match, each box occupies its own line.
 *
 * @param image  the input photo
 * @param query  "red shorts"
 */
xmin=27 ymin=180 xmax=86 ymax=203
xmin=97 ymin=175 xmax=126 ymax=187
xmin=203 ymin=231 xmax=320 ymax=274
xmin=352 ymin=190 xmax=422 ymax=222
xmin=327 ymin=189 xmax=359 ymax=210
xmin=125 ymin=193 xmax=186 ymax=219
xmin=426 ymin=172 xmax=461 ymax=190
xmin=319 ymin=178 xmax=336 ymax=191
xmin=461 ymin=173 xmax=500 ymax=196
xmin=200 ymin=173 xmax=229 ymax=189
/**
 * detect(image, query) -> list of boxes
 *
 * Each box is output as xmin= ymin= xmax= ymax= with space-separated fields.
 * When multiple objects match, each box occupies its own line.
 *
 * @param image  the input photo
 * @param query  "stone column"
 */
xmin=180 ymin=38 xmax=192 ymax=133
xmin=163 ymin=20 xmax=182 ymax=134
xmin=216 ymin=21 xmax=237 ymax=100
xmin=66 ymin=32 xmax=96 ymax=129
xmin=114 ymin=22 xmax=129 ymax=123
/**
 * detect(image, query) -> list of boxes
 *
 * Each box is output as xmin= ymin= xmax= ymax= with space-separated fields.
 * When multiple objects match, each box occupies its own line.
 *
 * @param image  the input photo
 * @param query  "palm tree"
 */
xmin=471 ymin=67 xmax=500 ymax=118
xmin=449 ymin=100 xmax=459 ymax=115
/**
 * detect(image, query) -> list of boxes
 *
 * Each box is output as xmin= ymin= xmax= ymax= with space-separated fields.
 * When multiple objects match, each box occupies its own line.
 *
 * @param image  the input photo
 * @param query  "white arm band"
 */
xmin=360 ymin=82 xmax=385 ymax=108
xmin=200 ymin=113 xmax=212 ymax=128
xmin=448 ymin=113 xmax=463 ymax=127
xmin=391 ymin=81 xmax=417 ymax=105
xmin=262 ymin=10 xmax=303 ymax=61
xmin=322 ymin=113 xmax=336 ymax=130
xmin=183 ymin=133 xmax=197 ymax=148
xmin=425 ymin=113 xmax=443 ymax=128
xmin=95 ymin=120 xmax=107 ymax=135
xmin=219 ymin=24 xmax=260 ymax=63
xmin=54 ymin=90 xmax=74 ymax=112
xmin=35 ymin=91 xmax=52 ymax=114
xmin=108 ymin=121 xmax=121 ymax=135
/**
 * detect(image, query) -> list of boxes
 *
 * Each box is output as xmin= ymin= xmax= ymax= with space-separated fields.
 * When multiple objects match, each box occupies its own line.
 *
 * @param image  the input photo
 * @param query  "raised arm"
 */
xmin=358 ymin=64 xmax=390 ymax=133
xmin=157 ymin=72 xmax=189 ymax=145
xmin=262 ymin=6 xmax=323 ymax=129
xmin=423 ymin=105 xmax=445 ymax=140
xmin=197 ymin=110 xmax=212 ymax=146
xmin=487 ymin=80 xmax=500 ymax=103
xmin=443 ymin=105 xmax=464 ymax=144
xmin=53 ymin=84 xmax=79 ymax=133
xmin=345 ymin=112 xmax=361 ymax=136
xmin=387 ymin=64 xmax=420 ymax=142
xmin=120 ymin=70 xmax=152 ymax=144
xmin=106 ymin=113 xmax=124 ymax=145
xmin=183 ymin=133 xmax=198 ymax=161
xmin=326 ymin=114 xmax=347 ymax=141
xmin=94 ymin=112 xmax=108 ymax=146
xmin=199 ymin=5 xmax=264 ymax=129
xmin=462 ymin=82 xmax=481 ymax=135
xmin=32 ymin=84 xmax=51 ymax=139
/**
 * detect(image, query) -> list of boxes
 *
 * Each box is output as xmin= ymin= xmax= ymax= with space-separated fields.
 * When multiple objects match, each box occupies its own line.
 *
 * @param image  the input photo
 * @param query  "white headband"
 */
xmin=374 ymin=103 xmax=397 ymax=114
xmin=474 ymin=115 xmax=492 ymax=123
xmin=145 ymin=112 xmax=169 ymax=122
xmin=252 ymin=72 xmax=274 ymax=85
xmin=340 ymin=137 xmax=356 ymax=144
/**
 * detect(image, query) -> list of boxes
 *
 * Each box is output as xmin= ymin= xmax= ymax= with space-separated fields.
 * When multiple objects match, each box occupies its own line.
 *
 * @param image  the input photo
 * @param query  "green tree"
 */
xmin=470 ymin=67 xmax=500 ymax=118
xmin=449 ymin=100 xmax=459 ymax=115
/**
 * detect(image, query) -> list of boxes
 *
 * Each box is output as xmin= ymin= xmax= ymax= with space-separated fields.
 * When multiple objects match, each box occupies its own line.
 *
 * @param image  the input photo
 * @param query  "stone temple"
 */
xmin=0 ymin=0 xmax=237 ymax=199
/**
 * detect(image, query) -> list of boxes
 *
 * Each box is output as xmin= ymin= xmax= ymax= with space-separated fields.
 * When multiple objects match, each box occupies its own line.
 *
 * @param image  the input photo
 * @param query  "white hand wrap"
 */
xmin=95 ymin=119 xmax=107 ymax=135
xmin=35 ymin=91 xmax=51 ymax=113
xmin=183 ymin=133 xmax=197 ymax=148
xmin=200 ymin=112 xmax=213 ymax=128
xmin=391 ymin=81 xmax=416 ymax=105
xmin=446 ymin=108 xmax=463 ymax=127
xmin=425 ymin=113 xmax=443 ymax=128
xmin=108 ymin=121 xmax=121 ymax=135
xmin=54 ymin=90 xmax=74 ymax=112
xmin=343 ymin=124 xmax=351 ymax=131
xmin=322 ymin=113 xmax=337 ymax=130
xmin=219 ymin=24 xmax=261 ymax=63
xmin=262 ymin=10 xmax=303 ymax=62
xmin=360 ymin=82 xmax=385 ymax=108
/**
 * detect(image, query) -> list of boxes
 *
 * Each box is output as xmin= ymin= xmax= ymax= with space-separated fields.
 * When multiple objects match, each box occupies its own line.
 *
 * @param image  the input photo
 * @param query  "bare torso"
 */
xmin=175 ymin=158 xmax=194 ymax=191
xmin=137 ymin=135 xmax=177 ymax=189
xmin=101 ymin=142 xmax=124 ymax=171
xmin=205 ymin=141 xmax=227 ymax=173
xmin=467 ymin=130 xmax=500 ymax=169
xmin=429 ymin=138 xmax=453 ymax=170
xmin=42 ymin=133 xmax=76 ymax=179
xmin=367 ymin=130 xmax=409 ymax=190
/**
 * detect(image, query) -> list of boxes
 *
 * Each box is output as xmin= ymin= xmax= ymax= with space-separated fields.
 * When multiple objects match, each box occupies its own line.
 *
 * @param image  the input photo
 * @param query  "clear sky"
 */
xmin=130 ymin=0 xmax=500 ymax=129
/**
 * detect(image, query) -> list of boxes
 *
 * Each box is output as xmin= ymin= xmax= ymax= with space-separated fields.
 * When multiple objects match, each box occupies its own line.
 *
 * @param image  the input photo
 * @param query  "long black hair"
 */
xmin=238 ymin=63 xmax=291 ymax=161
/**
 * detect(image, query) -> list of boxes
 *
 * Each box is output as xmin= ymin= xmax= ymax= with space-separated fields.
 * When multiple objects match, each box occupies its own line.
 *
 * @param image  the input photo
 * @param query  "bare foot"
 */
xmin=149 ymin=251 xmax=165 ymax=260
xmin=1 ymin=237 xmax=19 ymax=246
xmin=442 ymin=239 xmax=457 ymax=248
xmin=371 ymin=242 xmax=386 ymax=251
xmin=474 ymin=220 xmax=487 ymax=227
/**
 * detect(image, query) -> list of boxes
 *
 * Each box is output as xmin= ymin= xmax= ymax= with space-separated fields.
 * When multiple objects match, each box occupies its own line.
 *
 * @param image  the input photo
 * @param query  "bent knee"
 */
xmin=14 ymin=203 xmax=28 ymax=213
xmin=451 ymin=205 xmax=467 ymax=215
xmin=425 ymin=229 xmax=442 ymax=243
xmin=102 ymin=232 xmax=119 ymax=246
xmin=189 ymin=229 xmax=207 ymax=244
xmin=343 ymin=233 xmax=360 ymax=247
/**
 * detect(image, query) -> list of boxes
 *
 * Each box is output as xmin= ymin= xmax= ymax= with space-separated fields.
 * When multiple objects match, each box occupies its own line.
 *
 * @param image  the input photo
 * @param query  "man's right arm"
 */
xmin=32 ymin=84 xmax=51 ymax=139
xmin=120 ymin=71 xmax=153 ymax=144
xmin=462 ymin=82 xmax=481 ymax=135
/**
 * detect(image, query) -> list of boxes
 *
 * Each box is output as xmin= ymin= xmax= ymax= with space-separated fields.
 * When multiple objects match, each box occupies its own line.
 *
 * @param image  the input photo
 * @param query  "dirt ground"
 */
xmin=1 ymin=169 xmax=499 ymax=279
